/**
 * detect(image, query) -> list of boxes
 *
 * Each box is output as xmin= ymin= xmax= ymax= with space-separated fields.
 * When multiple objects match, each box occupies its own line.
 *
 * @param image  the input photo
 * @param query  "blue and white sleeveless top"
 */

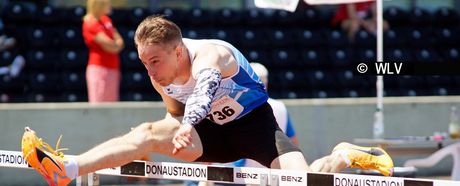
xmin=162 ymin=38 xmax=268 ymax=124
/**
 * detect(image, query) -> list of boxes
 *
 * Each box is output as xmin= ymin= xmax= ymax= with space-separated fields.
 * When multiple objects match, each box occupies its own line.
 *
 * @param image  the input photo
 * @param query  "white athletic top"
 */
xmin=162 ymin=38 xmax=268 ymax=124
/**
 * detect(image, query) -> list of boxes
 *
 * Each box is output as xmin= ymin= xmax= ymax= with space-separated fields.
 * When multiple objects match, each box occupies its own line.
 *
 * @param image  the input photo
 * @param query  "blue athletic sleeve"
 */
xmin=285 ymin=114 xmax=296 ymax=138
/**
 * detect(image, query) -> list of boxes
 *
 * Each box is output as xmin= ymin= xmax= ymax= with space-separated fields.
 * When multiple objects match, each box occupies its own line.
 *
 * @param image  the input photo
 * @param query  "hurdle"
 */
xmin=1 ymin=150 xmax=460 ymax=186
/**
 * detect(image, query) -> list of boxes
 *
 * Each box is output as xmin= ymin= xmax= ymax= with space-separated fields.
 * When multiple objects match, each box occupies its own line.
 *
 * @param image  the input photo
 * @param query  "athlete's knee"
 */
xmin=123 ymin=122 xmax=154 ymax=147
xmin=148 ymin=118 xmax=181 ymax=140
xmin=125 ymin=121 xmax=179 ymax=146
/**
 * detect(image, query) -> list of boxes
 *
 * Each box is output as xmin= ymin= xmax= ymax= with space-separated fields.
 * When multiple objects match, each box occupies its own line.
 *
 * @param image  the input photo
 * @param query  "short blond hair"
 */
xmin=85 ymin=0 xmax=110 ymax=18
xmin=134 ymin=15 xmax=182 ymax=49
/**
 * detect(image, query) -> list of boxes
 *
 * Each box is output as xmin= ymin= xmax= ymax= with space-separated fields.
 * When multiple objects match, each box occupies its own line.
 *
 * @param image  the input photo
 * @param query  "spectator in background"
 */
xmin=0 ymin=18 xmax=16 ymax=51
xmin=0 ymin=18 xmax=25 ymax=79
xmin=82 ymin=0 xmax=124 ymax=103
xmin=0 ymin=54 xmax=25 ymax=78
xmin=0 ymin=33 xmax=16 ymax=51
xmin=331 ymin=1 xmax=389 ymax=42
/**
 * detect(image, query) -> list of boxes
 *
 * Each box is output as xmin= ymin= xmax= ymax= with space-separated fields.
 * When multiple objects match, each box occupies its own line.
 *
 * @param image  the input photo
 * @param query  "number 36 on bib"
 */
xmin=206 ymin=96 xmax=244 ymax=125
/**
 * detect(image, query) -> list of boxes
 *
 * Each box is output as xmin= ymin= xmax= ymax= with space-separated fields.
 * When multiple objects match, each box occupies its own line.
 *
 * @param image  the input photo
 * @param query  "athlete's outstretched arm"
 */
xmin=172 ymin=44 xmax=239 ymax=154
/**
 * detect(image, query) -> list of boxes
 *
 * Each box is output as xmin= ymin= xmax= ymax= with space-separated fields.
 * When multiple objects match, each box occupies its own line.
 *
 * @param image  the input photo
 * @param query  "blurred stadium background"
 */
xmin=1 ymin=0 xmax=460 ymax=102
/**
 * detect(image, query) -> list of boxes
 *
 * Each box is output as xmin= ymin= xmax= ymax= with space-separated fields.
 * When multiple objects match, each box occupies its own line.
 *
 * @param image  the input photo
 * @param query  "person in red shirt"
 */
xmin=82 ymin=0 xmax=124 ymax=103
xmin=331 ymin=1 xmax=388 ymax=42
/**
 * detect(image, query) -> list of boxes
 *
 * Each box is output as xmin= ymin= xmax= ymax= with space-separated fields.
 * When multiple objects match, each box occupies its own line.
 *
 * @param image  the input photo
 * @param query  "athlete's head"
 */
xmin=134 ymin=15 xmax=182 ymax=49
xmin=135 ymin=16 xmax=185 ymax=86
xmin=250 ymin=62 xmax=269 ymax=89
xmin=85 ymin=0 xmax=112 ymax=19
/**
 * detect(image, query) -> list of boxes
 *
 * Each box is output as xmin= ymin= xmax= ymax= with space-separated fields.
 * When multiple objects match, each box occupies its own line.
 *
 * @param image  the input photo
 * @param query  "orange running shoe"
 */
xmin=333 ymin=142 xmax=394 ymax=176
xmin=21 ymin=127 xmax=71 ymax=186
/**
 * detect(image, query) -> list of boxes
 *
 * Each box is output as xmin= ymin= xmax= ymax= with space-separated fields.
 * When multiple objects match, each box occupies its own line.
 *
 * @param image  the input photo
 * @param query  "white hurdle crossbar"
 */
xmin=1 ymin=150 xmax=460 ymax=186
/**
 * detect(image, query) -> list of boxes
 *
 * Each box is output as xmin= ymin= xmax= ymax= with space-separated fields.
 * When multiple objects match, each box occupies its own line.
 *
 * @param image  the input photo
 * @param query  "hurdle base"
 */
xmin=76 ymin=173 xmax=100 ymax=186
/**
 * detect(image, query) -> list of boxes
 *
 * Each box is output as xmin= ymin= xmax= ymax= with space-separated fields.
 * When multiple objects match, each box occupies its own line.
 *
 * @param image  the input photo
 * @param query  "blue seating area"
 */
xmin=0 ymin=2 xmax=459 ymax=102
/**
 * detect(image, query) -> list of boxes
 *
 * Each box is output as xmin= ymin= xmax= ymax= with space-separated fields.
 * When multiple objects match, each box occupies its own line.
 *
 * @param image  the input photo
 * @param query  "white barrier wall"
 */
xmin=1 ymin=96 xmax=459 ymax=185
xmin=284 ymin=96 xmax=460 ymax=163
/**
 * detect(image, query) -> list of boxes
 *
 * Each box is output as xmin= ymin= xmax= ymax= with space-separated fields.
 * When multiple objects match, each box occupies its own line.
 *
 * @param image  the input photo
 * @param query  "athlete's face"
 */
xmin=138 ymin=42 xmax=180 ymax=86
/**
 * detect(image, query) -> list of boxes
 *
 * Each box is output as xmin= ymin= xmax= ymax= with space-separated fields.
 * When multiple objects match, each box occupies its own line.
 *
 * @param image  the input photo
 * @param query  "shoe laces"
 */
xmin=38 ymin=135 xmax=68 ymax=158
xmin=350 ymin=150 xmax=378 ymax=169
xmin=353 ymin=161 xmax=378 ymax=169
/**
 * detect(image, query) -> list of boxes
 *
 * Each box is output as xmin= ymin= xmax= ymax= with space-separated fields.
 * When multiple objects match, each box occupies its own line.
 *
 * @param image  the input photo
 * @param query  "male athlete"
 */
xmin=22 ymin=16 xmax=393 ymax=186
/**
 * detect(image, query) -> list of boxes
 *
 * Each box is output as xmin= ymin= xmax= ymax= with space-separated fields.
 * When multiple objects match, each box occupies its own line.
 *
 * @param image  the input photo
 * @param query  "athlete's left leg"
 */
xmin=270 ymin=151 xmax=310 ymax=170
xmin=310 ymin=153 xmax=348 ymax=173
xmin=309 ymin=142 xmax=394 ymax=176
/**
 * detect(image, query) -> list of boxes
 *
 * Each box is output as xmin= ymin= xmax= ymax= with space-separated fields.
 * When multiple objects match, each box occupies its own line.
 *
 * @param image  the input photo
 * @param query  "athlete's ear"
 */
xmin=175 ymin=44 xmax=182 ymax=60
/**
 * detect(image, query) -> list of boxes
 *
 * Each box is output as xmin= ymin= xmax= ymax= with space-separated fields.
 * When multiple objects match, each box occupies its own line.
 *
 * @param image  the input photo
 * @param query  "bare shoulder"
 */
xmin=195 ymin=43 xmax=233 ymax=61
xmin=192 ymin=43 xmax=237 ymax=78
xmin=202 ymin=43 xmax=230 ymax=52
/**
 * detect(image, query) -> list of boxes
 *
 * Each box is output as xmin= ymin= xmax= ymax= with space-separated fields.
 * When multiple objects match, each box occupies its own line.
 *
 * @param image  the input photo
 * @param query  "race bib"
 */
xmin=206 ymin=96 xmax=243 ymax=125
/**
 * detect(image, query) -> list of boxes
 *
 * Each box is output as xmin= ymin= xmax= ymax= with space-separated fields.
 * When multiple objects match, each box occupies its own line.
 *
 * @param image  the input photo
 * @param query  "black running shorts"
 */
xmin=193 ymin=102 xmax=302 ymax=167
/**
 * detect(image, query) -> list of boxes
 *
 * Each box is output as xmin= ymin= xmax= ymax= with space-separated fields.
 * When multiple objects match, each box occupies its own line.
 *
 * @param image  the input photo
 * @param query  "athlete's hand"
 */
xmin=172 ymin=124 xmax=193 ymax=155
